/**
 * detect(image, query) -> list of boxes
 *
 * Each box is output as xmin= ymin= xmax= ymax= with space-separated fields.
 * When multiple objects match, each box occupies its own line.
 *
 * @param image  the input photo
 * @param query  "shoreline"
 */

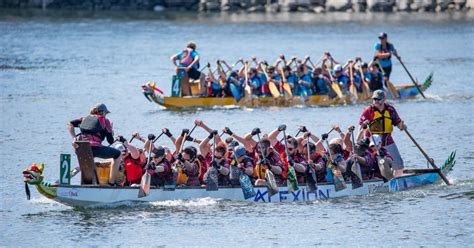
xmin=1 ymin=0 xmax=473 ymax=13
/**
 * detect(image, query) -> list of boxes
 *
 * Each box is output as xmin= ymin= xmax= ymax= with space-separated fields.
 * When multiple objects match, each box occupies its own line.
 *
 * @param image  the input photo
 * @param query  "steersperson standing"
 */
xmin=67 ymin=103 xmax=121 ymax=186
xmin=374 ymin=32 xmax=399 ymax=87
xmin=170 ymin=41 xmax=207 ymax=97
xmin=358 ymin=90 xmax=406 ymax=177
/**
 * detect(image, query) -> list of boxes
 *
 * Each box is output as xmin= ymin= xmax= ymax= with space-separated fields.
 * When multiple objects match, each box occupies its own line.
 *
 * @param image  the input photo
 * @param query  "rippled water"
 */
xmin=1 ymin=10 xmax=473 ymax=246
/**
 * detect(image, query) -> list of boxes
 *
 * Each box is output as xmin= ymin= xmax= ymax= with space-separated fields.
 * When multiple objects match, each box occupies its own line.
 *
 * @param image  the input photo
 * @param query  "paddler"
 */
xmin=359 ymin=90 xmax=406 ymax=177
xmin=268 ymin=125 xmax=307 ymax=183
xmin=310 ymin=67 xmax=332 ymax=96
xmin=67 ymin=103 xmax=121 ymax=186
xmin=367 ymin=62 xmax=385 ymax=92
xmin=175 ymin=146 xmax=201 ymax=187
xmin=199 ymin=128 xmax=231 ymax=186
xmin=170 ymin=41 xmax=207 ymax=97
xmin=374 ymin=32 xmax=399 ymax=86
xmin=114 ymin=136 xmax=146 ymax=186
xmin=148 ymin=146 xmax=173 ymax=187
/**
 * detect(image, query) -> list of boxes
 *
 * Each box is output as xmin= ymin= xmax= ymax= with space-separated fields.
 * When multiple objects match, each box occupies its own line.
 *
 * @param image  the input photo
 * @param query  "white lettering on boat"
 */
xmin=368 ymin=184 xmax=389 ymax=193
xmin=253 ymin=188 xmax=330 ymax=202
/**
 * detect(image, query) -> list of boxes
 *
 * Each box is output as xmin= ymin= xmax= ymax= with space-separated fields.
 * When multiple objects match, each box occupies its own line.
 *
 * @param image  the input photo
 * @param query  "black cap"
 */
xmin=95 ymin=103 xmax=110 ymax=114
xmin=378 ymin=32 xmax=387 ymax=39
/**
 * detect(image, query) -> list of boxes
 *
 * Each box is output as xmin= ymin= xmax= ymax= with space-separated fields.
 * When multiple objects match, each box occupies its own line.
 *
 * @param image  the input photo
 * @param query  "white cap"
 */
xmin=369 ymin=135 xmax=381 ymax=147
xmin=334 ymin=64 xmax=343 ymax=72
xmin=329 ymin=138 xmax=343 ymax=146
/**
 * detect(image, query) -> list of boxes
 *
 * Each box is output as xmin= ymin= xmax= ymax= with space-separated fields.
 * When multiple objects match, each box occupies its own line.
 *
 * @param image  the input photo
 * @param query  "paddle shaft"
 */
xmin=153 ymin=132 xmax=165 ymax=143
xmin=404 ymin=128 xmax=451 ymax=185
xmin=282 ymin=129 xmax=291 ymax=167
xmin=394 ymin=56 xmax=426 ymax=98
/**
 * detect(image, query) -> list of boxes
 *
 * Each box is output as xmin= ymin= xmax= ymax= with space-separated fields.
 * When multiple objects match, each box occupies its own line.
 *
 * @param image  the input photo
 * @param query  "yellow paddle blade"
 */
xmin=268 ymin=82 xmax=281 ymax=98
xmin=282 ymin=83 xmax=293 ymax=98
xmin=350 ymin=83 xmax=358 ymax=100
xmin=331 ymin=82 xmax=343 ymax=98
xmin=387 ymin=81 xmax=400 ymax=99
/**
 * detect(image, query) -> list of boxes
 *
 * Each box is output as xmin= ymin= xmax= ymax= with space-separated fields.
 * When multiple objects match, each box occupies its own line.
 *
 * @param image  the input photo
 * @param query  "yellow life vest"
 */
xmin=253 ymin=163 xmax=266 ymax=179
xmin=176 ymin=159 xmax=202 ymax=186
xmin=369 ymin=109 xmax=393 ymax=134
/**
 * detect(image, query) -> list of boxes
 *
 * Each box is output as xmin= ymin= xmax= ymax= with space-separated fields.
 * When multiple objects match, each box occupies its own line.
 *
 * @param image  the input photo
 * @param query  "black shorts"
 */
xmin=92 ymin=146 xmax=121 ymax=159
xmin=188 ymin=67 xmax=201 ymax=80
xmin=382 ymin=65 xmax=392 ymax=79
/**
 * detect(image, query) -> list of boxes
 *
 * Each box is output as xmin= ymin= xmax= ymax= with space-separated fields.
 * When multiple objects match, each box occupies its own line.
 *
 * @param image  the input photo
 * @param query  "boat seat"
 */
xmin=73 ymin=141 xmax=97 ymax=185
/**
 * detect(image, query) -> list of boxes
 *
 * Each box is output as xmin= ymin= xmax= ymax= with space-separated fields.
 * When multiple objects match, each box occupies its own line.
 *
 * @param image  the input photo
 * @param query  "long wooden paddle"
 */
xmin=403 ymin=128 xmax=451 ymax=185
xmin=243 ymin=62 xmax=252 ymax=101
xmin=357 ymin=62 xmax=371 ymax=100
xmin=279 ymin=68 xmax=293 ymax=99
xmin=260 ymin=64 xmax=280 ymax=98
xmin=349 ymin=63 xmax=359 ymax=101
xmin=349 ymin=129 xmax=363 ymax=189
xmin=138 ymin=137 xmax=154 ymax=198
xmin=324 ymin=138 xmax=347 ymax=192
xmin=282 ymin=129 xmax=298 ymax=193
xmin=232 ymin=148 xmax=256 ymax=199
xmin=395 ymin=55 xmax=426 ymax=99
xmin=206 ymin=135 xmax=219 ymax=191
xmin=375 ymin=60 xmax=399 ymax=99
xmin=305 ymin=136 xmax=318 ymax=192
xmin=325 ymin=65 xmax=343 ymax=98
xmin=255 ymin=132 xmax=278 ymax=197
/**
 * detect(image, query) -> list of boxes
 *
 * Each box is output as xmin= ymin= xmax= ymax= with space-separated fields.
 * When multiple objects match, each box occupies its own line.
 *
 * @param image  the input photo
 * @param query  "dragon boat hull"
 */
xmin=51 ymin=173 xmax=436 ymax=207
xmin=148 ymin=74 xmax=432 ymax=109
xmin=25 ymin=151 xmax=454 ymax=208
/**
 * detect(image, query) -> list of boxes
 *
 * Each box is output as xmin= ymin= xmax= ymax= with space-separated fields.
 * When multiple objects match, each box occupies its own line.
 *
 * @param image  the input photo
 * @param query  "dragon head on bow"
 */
xmin=23 ymin=163 xmax=44 ymax=186
xmin=22 ymin=163 xmax=56 ymax=200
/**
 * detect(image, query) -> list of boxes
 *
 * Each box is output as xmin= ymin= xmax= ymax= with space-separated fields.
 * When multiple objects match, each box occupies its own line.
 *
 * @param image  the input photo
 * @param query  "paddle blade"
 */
xmin=350 ymin=83 xmax=359 ymax=101
xmin=350 ymin=162 xmax=364 ymax=190
xmin=239 ymin=172 xmax=256 ymax=200
xmin=329 ymin=163 xmax=346 ymax=192
xmin=331 ymin=82 xmax=343 ymax=98
xmin=387 ymin=82 xmax=399 ymax=99
xmin=268 ymin=82 xmax=281 ymax=98
xmin=305 ymin=167 xmax=318 ymax=193
xmin=206 ymin=167 xmax=219 ymax=191
xmin=378 ymin=157 xmax=394 ymax=181
xmin=265 ymin=170 xmax=279 ymax=197
xmin=282 ymin=84 xmax=293 ymax=98
xmin=286 ymin=166 xmax=299 ymax=193
xmin=138 ymin=172 xmax=151 ymax=198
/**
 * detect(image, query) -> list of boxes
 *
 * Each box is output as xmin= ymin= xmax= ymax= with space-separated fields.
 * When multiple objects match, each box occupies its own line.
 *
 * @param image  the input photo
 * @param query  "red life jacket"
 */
xmin=124 ymin=155 xmax=144 ymax=184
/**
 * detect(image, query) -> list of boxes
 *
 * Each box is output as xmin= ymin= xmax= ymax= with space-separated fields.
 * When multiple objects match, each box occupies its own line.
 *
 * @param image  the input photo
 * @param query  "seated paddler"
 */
xmin=67 ymin=103 xmax=121 ymax=186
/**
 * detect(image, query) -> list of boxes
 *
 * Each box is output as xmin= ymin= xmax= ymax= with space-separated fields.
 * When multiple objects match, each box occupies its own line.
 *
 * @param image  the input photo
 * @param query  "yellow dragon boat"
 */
xmin=142 ymin=73 xmax=433 ymax=109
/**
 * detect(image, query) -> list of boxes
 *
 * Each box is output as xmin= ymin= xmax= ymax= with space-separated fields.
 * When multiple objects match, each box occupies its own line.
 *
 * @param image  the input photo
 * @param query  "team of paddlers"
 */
xmin=165 ymin=32 xmax=399 ymax=99
xmin=67 ymin=88 xmax=407 ymax=188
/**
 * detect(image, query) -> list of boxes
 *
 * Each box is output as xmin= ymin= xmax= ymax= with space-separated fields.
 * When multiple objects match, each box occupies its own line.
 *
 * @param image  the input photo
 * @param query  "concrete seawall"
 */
xmin=1 ymin=0 xmax=473 ymax=12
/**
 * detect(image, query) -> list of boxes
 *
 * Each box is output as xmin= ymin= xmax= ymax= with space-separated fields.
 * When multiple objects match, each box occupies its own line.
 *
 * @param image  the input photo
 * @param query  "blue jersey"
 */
xmin=375 ymin=42 xmax=395 ymax=68
xmin=313 ymin=77 xmax=329 ymax=95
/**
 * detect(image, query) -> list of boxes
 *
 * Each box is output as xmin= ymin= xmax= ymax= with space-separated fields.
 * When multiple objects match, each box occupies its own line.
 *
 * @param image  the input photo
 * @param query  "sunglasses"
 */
xmin=373 ymin=98 xmax=383 ymax=102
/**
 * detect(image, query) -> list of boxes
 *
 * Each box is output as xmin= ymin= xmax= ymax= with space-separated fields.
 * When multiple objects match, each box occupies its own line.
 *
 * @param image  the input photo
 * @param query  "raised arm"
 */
xmin=223 ymin=127 xmax=256 ymax=152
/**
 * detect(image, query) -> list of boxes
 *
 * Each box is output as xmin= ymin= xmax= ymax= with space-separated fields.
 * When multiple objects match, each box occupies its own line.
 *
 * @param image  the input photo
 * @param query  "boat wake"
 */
xmin=150 ymin=197 xmax=219 ymax=208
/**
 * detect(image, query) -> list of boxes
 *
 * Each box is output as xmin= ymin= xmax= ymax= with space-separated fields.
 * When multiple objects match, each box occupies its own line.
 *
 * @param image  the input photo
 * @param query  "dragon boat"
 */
xmin=142 ymin=73 xmax=433 ymax=109
xmin=22 ymin=151 xmax=455 ymax=208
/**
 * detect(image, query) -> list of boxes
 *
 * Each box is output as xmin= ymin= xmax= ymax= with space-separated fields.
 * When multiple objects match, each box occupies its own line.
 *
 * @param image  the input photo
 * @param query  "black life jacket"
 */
xmin=79 ymin=115 xmax=104 ymax=136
